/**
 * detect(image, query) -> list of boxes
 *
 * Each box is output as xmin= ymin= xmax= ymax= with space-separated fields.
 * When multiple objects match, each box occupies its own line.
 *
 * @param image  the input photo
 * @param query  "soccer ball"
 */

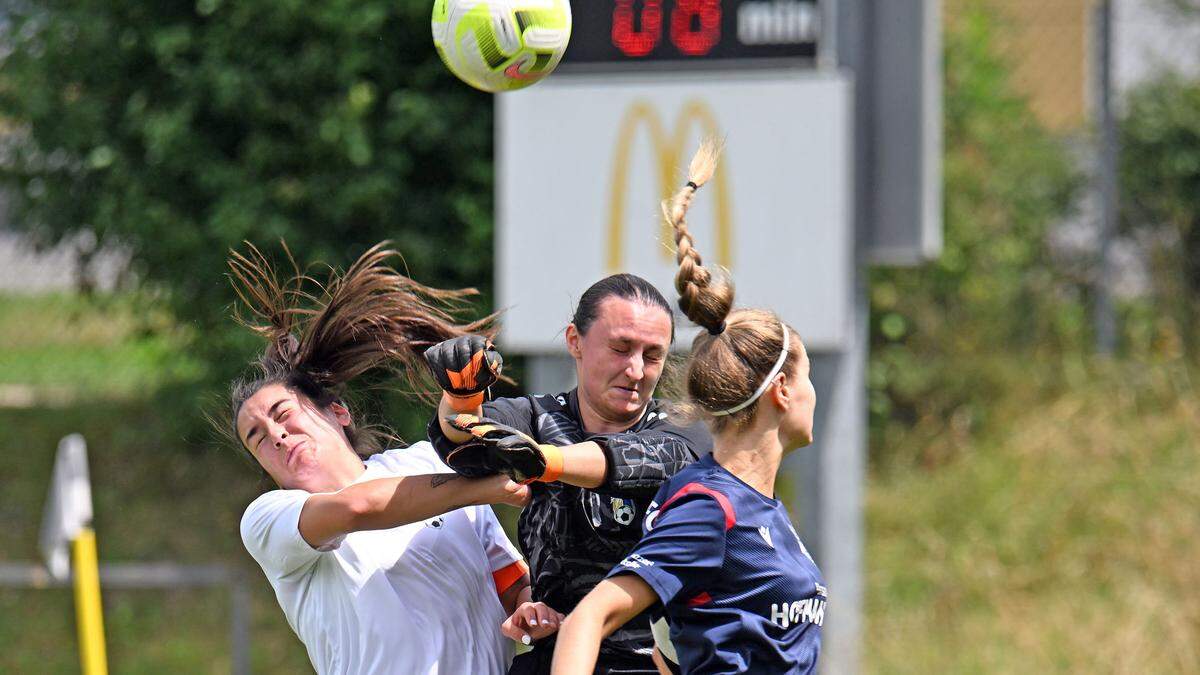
xmin=432 ymin=0 xmax=572 ymax=93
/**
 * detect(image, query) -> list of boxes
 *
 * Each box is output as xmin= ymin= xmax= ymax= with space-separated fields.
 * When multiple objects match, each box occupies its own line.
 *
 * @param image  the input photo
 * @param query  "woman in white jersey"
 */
xmin=225 ymin=242 xmax=564 ymax=674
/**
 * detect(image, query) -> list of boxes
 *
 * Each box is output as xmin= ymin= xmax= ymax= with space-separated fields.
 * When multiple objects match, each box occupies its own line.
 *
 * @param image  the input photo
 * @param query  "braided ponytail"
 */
xmin=664 ymin=142 xmax=802 ymax=432
xmin=664 ymin=138 xmax=734 ymax=334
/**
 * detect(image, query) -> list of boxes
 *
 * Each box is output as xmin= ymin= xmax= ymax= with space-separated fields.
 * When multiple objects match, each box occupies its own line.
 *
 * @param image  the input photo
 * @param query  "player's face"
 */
xmin=780 ymin=342 xmax=817 ymax=449
xmin=236 ymin=383 xmax=355 ymax=491
xmin=568 ymin=296 xmax=673 ymax=429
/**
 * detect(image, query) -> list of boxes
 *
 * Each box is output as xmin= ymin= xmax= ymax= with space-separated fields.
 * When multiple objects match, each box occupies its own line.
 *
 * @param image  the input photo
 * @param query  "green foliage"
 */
xmin=867 ymin=5 xmax=1083 ymax=466
xmin=0 ymin=293 xmax=202 ymax=397
xmin=0 ymin=0 xmax=495 ymax=386
xmin=1120 ymin=74 xmax=1200 ymax=351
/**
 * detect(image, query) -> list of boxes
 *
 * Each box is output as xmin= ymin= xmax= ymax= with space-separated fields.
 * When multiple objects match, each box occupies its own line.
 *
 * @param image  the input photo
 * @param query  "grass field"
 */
xmin=866 ymin=357 xmax=1200 ymax=673
xmin=0 ymin=293 xmax=313 ymax=673
xmin=2 ymin=293 xmax=1197 ymax=673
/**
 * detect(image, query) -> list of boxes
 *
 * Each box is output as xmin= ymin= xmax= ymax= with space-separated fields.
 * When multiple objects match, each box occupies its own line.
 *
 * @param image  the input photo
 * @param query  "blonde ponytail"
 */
xmin=662 ymin=141 xmax=802 ymax=431
xmin=664 ymin=138 xmax=734 ymax=335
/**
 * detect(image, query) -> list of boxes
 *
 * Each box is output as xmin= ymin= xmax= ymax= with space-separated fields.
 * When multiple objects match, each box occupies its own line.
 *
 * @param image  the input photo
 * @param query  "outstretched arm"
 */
xmin=298 ymin=473 xmax=528 ymax=548
xmin=551 ymin=575 xmax=658 ymax=675
xmin=547 ymin=440 xmax=608 ymax=489
xmin=440 ymin=414 xmax=704 ymax=491
xmin=590 ymin=416 xmax=711 ymax=495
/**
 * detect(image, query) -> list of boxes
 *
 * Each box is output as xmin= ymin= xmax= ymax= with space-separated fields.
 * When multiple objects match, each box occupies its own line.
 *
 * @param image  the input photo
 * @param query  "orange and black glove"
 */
xmin=424 ymin=335 xmax=503 ymax=412
xmin=438 ymin=440 xmax=502 ymax=479
xmin=445 ymin=414 xmax=564 ymax=484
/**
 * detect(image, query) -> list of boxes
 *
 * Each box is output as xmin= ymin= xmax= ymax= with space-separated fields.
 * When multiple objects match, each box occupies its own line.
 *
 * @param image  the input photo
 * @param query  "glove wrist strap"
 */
xmin=444 ymin=391 xmax=484 ymax=413
xmin=536 ymin=444 xmax=565 ymax=483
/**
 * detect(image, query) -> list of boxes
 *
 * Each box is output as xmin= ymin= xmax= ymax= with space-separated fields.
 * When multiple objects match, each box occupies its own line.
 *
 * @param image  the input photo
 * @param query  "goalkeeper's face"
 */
xmin=568 ymin=296 xmax=673 ymax=430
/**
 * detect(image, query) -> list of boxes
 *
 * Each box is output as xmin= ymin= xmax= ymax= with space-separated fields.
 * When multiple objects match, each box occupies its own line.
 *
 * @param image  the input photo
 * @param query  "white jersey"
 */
xmin=240 ymin=442 xmax=521 ymax=675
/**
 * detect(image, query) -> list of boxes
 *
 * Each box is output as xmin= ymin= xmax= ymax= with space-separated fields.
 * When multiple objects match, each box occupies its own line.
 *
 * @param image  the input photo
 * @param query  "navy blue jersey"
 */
xmin=608 ymin=453 xmax=826 ymax=674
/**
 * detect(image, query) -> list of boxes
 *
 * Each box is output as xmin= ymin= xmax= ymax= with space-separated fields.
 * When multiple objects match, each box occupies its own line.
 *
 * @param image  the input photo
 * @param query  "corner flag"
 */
xmin=39 ymin=434 xmax=108 ymax=675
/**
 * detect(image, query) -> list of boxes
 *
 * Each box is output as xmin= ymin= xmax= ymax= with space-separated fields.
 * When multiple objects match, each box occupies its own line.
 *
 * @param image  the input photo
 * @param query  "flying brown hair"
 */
xmin=224 ymin=241 xmax=495 ymax=460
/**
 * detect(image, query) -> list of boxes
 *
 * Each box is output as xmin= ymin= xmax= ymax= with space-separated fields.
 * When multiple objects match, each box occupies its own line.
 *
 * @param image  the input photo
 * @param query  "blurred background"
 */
xmin=0 ymin=0 xmax=1197 ymax=672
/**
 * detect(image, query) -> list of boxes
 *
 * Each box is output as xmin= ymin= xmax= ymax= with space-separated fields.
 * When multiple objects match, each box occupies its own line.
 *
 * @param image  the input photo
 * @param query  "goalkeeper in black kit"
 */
xmin=425 ymin=274 xmax=712 ymax=675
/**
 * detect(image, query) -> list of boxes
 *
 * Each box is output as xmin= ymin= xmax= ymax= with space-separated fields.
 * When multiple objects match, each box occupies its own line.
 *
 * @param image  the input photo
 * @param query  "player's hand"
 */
xmin=446 ymin=414 xmax=563 ymax=483
xmin=501 ymin=601 xmax=565 ymax=645
xmin=424 ymin=335 xmax=503 ymax=399
xmin=472 ymin=473 xmax=531 ymax=509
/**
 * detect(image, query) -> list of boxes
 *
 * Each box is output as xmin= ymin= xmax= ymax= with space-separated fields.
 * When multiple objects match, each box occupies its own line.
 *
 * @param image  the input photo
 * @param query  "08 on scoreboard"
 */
xmin=560 ymin=0 xmax=821 ymax=69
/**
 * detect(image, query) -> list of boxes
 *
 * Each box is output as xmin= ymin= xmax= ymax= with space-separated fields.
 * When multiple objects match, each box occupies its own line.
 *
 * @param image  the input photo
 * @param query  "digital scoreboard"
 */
xmin=560 ymin=0 xmax=821 ymax=69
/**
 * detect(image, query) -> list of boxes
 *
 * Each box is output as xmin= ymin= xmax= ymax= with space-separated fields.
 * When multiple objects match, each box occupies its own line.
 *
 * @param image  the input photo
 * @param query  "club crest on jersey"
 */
xmin=585 ymin=492 xmax=638 ymax=529
xmin=759 ymin=525 xmax=774 ymax=549
xmin=425 ymin=516 xmax=444 ymax=529
xmin=611 ymin=497 xmax=636 ymax=525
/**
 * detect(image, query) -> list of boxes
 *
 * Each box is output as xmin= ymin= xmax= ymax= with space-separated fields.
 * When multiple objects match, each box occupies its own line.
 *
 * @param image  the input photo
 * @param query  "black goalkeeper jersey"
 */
xmin=429 ymin=389 xmax=711 ymax=674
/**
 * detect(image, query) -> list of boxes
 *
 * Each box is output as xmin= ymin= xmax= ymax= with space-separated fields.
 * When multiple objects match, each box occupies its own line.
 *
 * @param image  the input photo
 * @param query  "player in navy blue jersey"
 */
xmin=551 ymin=139 xmax=826 ymax=675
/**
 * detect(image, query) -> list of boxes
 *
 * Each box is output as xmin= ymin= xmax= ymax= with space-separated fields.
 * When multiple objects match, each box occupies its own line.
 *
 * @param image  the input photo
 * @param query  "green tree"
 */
xmin=1119 ymin=74 xmax=1200 ymax=352
xmin=0 ymin=0 xmax=495 ymax=383
xmin=867 ymin=4 xmax=1083 ymax=466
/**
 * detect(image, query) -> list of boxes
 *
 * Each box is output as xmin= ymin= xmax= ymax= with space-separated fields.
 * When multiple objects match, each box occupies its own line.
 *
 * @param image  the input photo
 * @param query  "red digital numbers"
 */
xmin=612 ymin=0 xmax=722 ymax=58
xmin=671 ymin=0 xmax=721 ymax=56
xmin=612 ymin=0 xmax=664 ymax=57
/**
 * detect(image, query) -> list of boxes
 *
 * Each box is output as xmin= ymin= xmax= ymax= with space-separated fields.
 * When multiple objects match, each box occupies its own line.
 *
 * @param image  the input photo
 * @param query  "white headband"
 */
xmin=711 ymin=321 xmax=791 ymax=417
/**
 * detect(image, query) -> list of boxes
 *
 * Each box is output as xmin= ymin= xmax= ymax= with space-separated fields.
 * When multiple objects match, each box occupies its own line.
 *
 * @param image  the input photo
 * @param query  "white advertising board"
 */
xmin=497 ymin=70 xmax=853 ymax=352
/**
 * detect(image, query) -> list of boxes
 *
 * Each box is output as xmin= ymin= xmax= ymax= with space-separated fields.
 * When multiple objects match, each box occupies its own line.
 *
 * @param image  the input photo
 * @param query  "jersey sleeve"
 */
xmin=591 ymin=410 xmax=711 ymax=496
xmin=471 ymin=505 xmax=524 ymax=573
xmin=427 ymin=395 xmax=535 ymax=469
xmin=607 ymin=491 xmax=728 ymax=606
xmin=240 ymin=490 xmax=336 ymax=579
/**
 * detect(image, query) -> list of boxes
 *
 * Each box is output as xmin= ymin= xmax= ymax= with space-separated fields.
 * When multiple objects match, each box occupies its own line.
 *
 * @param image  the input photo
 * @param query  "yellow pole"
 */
xmin=72 ymin=527 xmax=108 ymax=675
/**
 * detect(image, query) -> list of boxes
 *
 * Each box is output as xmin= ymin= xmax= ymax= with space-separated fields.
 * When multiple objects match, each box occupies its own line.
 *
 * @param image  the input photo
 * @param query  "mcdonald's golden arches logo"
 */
xmin=606 ymin=100 xmax=733 ymax=272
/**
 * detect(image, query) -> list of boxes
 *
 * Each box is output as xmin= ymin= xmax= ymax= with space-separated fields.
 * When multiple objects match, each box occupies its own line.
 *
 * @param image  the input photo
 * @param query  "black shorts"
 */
xmin=507 ymin=645 xmax=661 ymax=675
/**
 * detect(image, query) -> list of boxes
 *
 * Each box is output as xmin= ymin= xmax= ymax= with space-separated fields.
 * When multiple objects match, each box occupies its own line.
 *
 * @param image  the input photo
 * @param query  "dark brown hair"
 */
xmin=571 ymin=273 xmax=674 ymax=342
xmin=224 ymin=241 xmax=493 ymax=464
xmin=665 ymin=140 xmax=801 ymax=432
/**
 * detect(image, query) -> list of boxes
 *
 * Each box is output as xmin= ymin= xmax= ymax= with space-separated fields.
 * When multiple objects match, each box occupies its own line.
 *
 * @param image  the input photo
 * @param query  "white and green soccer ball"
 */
xmin=432 ymin=0 xmax=572 ymax=93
